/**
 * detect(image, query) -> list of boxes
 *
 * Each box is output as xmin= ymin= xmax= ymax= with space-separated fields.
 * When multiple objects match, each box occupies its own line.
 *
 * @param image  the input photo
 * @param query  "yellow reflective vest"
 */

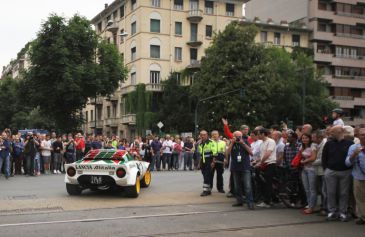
xmin=198 ymin=139 xmax=217 ymax=163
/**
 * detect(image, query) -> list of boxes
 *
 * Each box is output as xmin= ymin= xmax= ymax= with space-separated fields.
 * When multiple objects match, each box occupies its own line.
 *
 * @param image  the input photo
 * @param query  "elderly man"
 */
xmin=227 ymin=131 xmax=254 ymax=209
xmin=322 ymin=126 xmax=353 ymax=222
xmin=346 ymin=128 xmax=365 ymax=225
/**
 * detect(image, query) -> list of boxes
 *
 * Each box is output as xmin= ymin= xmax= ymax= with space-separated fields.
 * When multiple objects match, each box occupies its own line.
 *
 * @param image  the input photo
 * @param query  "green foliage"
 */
xmin=22 ymin=14 xmax=127 ymax=132
xmin=158 ymin=73 xmax=194 ymax=133
xmin=191 ymin=23 xmax=335 ymax=130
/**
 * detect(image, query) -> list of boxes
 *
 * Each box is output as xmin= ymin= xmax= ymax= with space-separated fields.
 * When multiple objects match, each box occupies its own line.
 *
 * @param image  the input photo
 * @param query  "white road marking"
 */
xmin=0 ymin=210 xmax=234 ymax=228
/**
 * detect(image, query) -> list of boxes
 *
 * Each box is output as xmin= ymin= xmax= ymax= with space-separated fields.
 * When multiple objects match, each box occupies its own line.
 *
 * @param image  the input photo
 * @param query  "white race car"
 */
xmin=64 ymin=149 xmax=151 ymax=198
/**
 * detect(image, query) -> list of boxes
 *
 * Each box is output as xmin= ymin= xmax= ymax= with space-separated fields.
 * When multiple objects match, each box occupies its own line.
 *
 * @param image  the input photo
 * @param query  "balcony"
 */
xmin=104 ymin=118 xmax=120 ymax=127
xmin=90 ymin=97 xmax=103 ymax=105
xmin=343 ymin=117 xmax=365 ymax=126
xmin=187 ymin=35 xmax=203 ymax=47
xmin=121 ymin=84 xmax=137 ymax=95
xmin=121 ymin=114 xmax=136 ymax=125
xmin=187 ymin=9 xmax=203 ymax=23
xmin=312 ymin=31 xmax=333 ymax=42
xmin=333 ymin=33 xmax=365 ymax=47
xmin=325 ymin=75 xmax=365 ymax=89
xmin=88 ymin=120 xmax=104 ymax=128
xmin=314 ymin=52 xmax=333 ymax=63
xmin=332 ymin=96 xmax=365 ymax=109
xmin=187 ymin=60 xmax=201 ymax=69
xmin=145 ymin=83 xmax=163 ymax=92
xmin=106 ymin=22 xmax=119 ymax=34
xmin=107 ymin=94 xmax=119 ymax=102
xmin=332 ymin=55 xmax=365 ymax=68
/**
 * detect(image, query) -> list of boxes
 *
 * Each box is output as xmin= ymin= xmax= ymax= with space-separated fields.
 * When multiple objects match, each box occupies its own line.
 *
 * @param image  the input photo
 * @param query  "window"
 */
xmin=131 ymin=21 xmax=136 ymax=35
xmin=150 ymin=45 xmax=160 ymax=58
xmin=205 ymin=1 xmax=214 ymax=14
xmin=175 ymin=47 xmax=182 ymax=61
xmin=113 ymin=10 xmax=118 ymax=20
xmin=120 ymin=29 xmax=125 ymax=43
xmin=175 ymin=22 xmax=182 ymax=35
xmin=190 ymin=23 xmax=198 ymax=41
xmin=151 ymin=0 xmax=160 ymax=7
xmin=120 ymin=5 xmax=125 ymax=18
xmin=131 ymin=47 xmax=136 ymax=61
xmin=274 ymin=32 xmax=281 ymax=45
xmin=90 ymin=110 xmax=94 ymax=121
xmin=113 ymin=33 xmax=117 ymax=45
xmin=226 ymin=3 xmax=235 ymax=16
xmin=112 ymin=103 xmax=117 ymax=117
xmin=131 ymin=0 xmax=137 ymax=11
xmin=206 ymin=25 xmax=212 ymax=38
xmin=190 ymin=0 xmax=199 ymax=10
xmin=85 ymin=111 xmax=88 ymax=122
xmin=106 ymin=15 xmax=111 ymax=25
xmin=150 ymin=71 xmax=160 ymax=84
xmin=318 ymin=1 xmax=327 ymax=10
xmin=97 ymin=22 xmax=102 ymax=33
xmin=175 ymin=73 xmax=182 ymax=85
xmin=190 ymin=48 xmax=198 ymax=61
xmin=174 ymin=0 xmax=183 ymax=10
xmin=260 ymin=31 xmax=267 ymax=42
xmin=150 ymin=19 xmax=160 ymax=33
xmin=131 ymin=72 xmax=136 ymax=85
xmin=292 ymin=35 xmax=300 ymax=47
xmin=107 ymin=106 xmax=111 ymax=118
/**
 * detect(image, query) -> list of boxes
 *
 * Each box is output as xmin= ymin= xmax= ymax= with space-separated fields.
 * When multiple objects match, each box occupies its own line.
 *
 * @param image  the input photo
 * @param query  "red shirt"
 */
xmin=75 ymin=138 xmax=85 ymax=151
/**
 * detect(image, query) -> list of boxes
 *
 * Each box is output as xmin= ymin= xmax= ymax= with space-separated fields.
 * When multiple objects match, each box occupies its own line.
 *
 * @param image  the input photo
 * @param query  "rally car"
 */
xmin=64 ymin=149 xmax=151 ymax=198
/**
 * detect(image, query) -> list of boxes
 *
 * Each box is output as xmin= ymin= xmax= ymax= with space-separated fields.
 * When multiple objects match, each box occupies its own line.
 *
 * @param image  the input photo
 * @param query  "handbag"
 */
xmin=291 ymin=152 xmax=302 ymax=168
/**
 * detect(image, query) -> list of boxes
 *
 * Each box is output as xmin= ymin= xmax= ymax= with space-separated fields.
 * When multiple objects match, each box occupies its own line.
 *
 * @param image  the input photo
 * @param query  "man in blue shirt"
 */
xmin=0 ymin=132 xmax=11 ymax=179
xmin=227 ymin=131 xmax=254 ymax=209
xmin=150 ymin=136 xmax=162 ymax=171
xmin=346 ymin=128 xmax=365 ymax=225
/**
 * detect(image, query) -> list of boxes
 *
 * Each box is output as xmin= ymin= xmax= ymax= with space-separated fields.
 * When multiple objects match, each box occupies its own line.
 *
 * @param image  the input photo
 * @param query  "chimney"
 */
xmin=280 ymin=20 xmax=289 ymax=27
xmin=267 ymin=18 xmax=274 ymax=25
xmin=104 ymin=3 xmax=109 ymax=9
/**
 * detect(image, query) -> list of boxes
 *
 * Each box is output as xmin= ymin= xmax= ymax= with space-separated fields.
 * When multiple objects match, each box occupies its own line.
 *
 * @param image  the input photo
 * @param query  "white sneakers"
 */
xmin=256 ymin=202 xmax=271 ymax=208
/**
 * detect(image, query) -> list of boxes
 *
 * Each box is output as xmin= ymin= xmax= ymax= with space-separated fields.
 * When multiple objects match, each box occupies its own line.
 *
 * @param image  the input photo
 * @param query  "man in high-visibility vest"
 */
xmin=210 ymin=130 xmax=226 ymax=193
xmin=198 ymin=130 xmax=216 ymax=196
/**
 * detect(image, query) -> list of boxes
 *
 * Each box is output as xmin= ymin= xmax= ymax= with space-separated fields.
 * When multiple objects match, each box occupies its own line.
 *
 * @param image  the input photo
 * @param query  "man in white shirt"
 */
xmin=161 ymin=135 xmax=173 ymax=171
xmin=256 ymin=128 xmax=277 ymax=208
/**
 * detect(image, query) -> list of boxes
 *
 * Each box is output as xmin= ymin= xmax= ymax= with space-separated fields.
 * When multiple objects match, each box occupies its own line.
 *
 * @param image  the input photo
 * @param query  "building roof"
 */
xmin=91 ymin=0 xmax=124 ymax=24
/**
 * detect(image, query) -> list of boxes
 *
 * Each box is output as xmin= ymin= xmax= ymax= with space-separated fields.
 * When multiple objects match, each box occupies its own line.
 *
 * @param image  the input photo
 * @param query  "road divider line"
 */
xmin=0 ymin=210 xmax=239 ymax=228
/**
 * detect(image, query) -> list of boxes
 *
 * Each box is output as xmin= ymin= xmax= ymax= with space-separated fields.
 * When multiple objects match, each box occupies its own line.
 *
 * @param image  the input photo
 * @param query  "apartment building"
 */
xmin=245 ymin=0 xmax=365 ymax=126
xmin=239 ymin=17 xmax=310 ymax=51
xmin=84 ymin=0 xmax=244 ymax=139
xmin=1 ymin=52 xmax=31 ymax=80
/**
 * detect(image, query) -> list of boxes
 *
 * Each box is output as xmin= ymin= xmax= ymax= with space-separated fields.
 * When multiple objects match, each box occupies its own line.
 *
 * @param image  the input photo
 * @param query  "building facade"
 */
xmin=83 ymin=0 xmax=245 ymax=139
xmin=246 ymin=0 xmax=365 ymax=126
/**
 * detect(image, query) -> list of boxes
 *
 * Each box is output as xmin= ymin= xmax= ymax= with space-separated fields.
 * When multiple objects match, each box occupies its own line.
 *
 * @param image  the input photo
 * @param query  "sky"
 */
xmin=0 ymin=0 xmax=114 ymax=70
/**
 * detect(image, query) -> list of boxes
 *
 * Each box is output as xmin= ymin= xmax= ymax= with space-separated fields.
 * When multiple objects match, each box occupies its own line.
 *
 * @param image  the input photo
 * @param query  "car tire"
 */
xmin=66 ymin=183 xmax=82 ymax=195
xmin=141 ymin=170 xmax=151 ymax=188
xmin=125 ymin=175 xmax=140 ymax=198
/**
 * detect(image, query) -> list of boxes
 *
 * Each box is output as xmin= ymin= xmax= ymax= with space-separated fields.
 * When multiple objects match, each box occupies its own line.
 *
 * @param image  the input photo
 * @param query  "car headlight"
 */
xmin=67 ymin=167 xmax=76 ymax=177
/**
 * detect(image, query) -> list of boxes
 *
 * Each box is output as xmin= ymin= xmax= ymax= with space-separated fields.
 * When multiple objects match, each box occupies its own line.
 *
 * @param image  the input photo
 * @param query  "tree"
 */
xmin=23 ymin=14 xmax=127 ymax=132
xmin=191 ymin=23 xmax=335 ymax=131
xmin=158 ymin=73 xmax=194 ymax=133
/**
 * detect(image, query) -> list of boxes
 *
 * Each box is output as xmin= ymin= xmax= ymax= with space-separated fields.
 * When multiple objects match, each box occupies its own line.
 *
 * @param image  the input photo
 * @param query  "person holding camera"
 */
xmin=23 ymin=132 xmax=39 ymax=176
xmin=346 ymin=128 xmax=365 ymax=225
xmin=227 ymin=131 xmax=254 ymax=209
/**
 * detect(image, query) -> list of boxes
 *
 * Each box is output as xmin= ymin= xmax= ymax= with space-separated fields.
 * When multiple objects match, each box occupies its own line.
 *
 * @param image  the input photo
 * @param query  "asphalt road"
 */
xmin=0 ymin=171 xmax=363 ymax=237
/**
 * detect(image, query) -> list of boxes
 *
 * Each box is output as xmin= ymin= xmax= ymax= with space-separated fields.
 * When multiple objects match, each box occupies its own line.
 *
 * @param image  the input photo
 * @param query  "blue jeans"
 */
xmin=301 ymin=167 xmax=317 ymax=209
xmin=0 ymin=154 xmax=11 ymax=177
xmin=34 ymin=152 xmax=41 ymax=173
xmin=232 ymin=170 xmax=253 ymax=205
xmin=151 ymin=151 xmax=160 ymax=171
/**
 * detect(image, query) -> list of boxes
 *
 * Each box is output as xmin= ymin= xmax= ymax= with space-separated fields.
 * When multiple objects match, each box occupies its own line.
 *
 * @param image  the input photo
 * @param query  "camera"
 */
xmin=236 ymin=137 xmax=241 ymax=142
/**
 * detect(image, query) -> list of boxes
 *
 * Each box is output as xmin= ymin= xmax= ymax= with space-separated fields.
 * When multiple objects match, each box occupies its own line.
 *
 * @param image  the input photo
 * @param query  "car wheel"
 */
xmin=66 ymin=183 xmax=82 ymax=195
xmin=141 ymin=170 xmax=151 ymax=188
xmin=125 ymin=175 xmax=140 ymax=198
